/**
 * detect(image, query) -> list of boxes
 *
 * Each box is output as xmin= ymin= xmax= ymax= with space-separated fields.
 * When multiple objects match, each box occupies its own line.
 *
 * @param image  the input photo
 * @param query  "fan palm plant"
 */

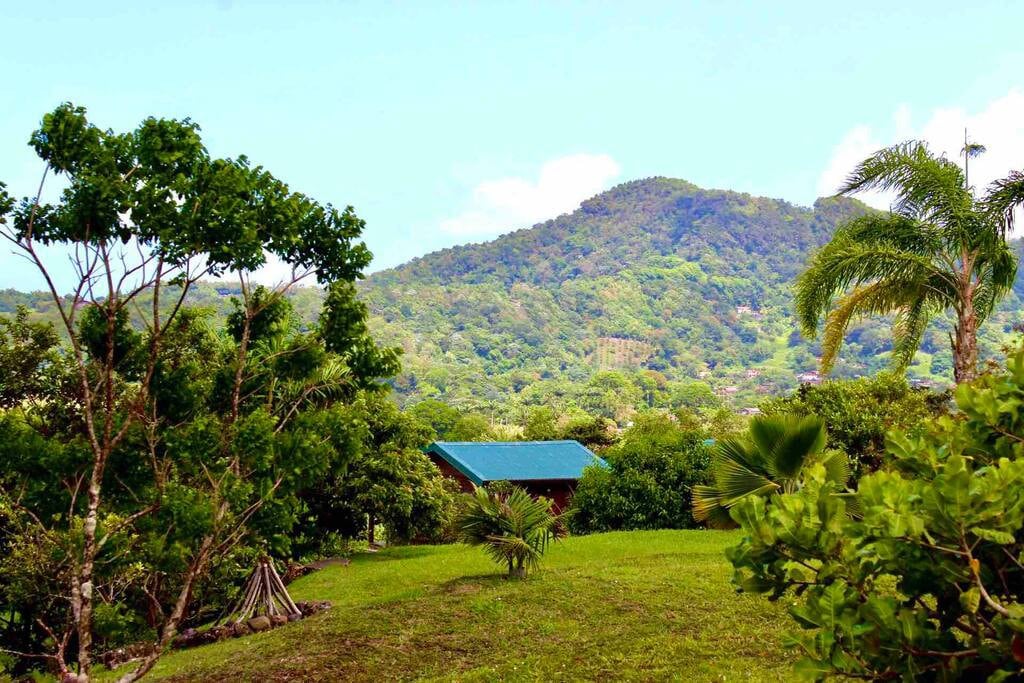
xmin=456 ymin=485 xmax=566 ymax=579
xmin=795 ymin=141 xmax=1021 ymax=384
xmin=692 ymin=414 xmax=848 ymax=529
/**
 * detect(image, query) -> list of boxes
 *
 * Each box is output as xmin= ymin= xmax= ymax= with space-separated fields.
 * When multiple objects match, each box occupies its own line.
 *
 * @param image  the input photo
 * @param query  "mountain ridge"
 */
xmin=3 ymin=177 xmax=1020 ymax=421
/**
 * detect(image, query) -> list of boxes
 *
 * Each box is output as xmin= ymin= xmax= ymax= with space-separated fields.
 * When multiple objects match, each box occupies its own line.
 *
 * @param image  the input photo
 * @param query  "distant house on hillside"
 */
xmin=736 ymin=305 xmax=763 ymax=319
xmin=797 ymin=370 xmax=822 ymax=385
xmin=424 ymin=441 xmax=606 ymax=511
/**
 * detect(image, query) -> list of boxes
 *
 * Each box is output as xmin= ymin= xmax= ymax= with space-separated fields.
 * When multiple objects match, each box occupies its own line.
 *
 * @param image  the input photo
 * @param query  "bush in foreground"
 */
xmin=727 ymin=350 xmax=1024 ymax=680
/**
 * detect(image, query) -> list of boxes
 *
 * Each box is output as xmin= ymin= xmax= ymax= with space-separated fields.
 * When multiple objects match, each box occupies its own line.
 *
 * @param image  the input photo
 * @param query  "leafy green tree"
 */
xmin=299 ymin=393 xmax=456 ymax=547
xmin=522 ymin=406 xmax=559 ymax=440
xmin=726 ymin=348 xmax=1024 ymax=680
xmin=570 ymin=412 xmax=710 ymax=532
xmin=406 ymin=399 xmax=461 ymax=438
xmin=0 ymin=103 xmax=379 ymax=681
xmin=561 ymin=413 xmax=617 ymax=450
xmin=692 ymin=414 xmax=848 ymax=529
xmin=319 ymin=281 xmax=402 ymax=387
xmin=668 ymin=380 xmax=719 ymax=411
xmin=456 ymin=485 xmax=565 ymax=579
xmin=795 ymin=141 xmax=1019 ymax=383
xmin=406 ymin=399 xmax=493 ymax=442
xmin=0 ymin=306 xmax=59 ymax=407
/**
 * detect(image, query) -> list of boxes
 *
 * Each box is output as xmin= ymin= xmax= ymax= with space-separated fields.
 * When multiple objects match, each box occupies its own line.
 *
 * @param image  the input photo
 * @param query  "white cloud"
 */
xmin=816 ymin=124 xmax=885 ymax=205
xmin=441 ymin=153 xmax=622 ymax=237
xmin=818 ymin=89 xmax=1024 ymax=213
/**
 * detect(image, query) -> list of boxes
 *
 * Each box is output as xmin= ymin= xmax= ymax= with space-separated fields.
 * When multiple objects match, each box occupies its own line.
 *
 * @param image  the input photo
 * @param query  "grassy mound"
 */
xmin=107 ymin=530 xmax=793 ymax=681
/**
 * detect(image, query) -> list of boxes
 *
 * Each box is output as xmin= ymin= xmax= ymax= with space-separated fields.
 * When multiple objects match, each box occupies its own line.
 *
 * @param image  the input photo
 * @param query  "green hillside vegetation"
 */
xmin=358 ymin=178 xmax=1023 ymax=416
xmin=4 ymin=177 xmax=1023 ymax=423
xmin=102 ymin=531 xmax=793 ymax=682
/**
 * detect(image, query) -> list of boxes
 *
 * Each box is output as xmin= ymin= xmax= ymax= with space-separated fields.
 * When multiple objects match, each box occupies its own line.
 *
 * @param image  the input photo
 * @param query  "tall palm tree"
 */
xmin=692 ymin=414 xmax=848 ymax=529
xmin=457 ymin=485 xmax=567 ymax=579
xmin=795 ymin=141 xmax=1020 ymax=384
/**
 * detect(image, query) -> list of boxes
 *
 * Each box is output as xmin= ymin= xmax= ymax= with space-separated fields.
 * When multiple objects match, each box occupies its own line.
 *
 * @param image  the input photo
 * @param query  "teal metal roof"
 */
xmin=425 ymin=440 xmax=606 ymax=486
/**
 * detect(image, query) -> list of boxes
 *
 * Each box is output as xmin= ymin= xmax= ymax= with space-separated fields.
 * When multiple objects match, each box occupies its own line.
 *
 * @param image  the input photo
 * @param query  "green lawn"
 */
xmin=108 ymin=530 xmax=796 ymax=682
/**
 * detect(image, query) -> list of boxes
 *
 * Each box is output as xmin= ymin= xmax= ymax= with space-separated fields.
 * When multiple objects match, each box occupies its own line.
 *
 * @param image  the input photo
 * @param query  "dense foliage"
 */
xmin=0 ymin=104 xmax=418 ymax=682
xmin=727 ymin=349 xmax=1024 ymax=680
xmin=7 ymin=179 xmax=1024 ymax=418
xmin=358 ymin=178 xmax=1024 ymax=416
xmin=569 ymin=412 xmax=712 ymax=533
xmin=760 ymin=373 xmax=946 ymax=474
xmin=296 ymin=393 xmax=458 ymax=548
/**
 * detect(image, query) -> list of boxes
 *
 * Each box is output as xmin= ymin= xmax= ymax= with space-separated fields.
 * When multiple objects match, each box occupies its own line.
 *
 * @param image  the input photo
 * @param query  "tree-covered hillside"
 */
xmin=3 ymin=177 xmax=1021 ymax=421
xmin=356 ymin=177 xmax=1023 ymax=417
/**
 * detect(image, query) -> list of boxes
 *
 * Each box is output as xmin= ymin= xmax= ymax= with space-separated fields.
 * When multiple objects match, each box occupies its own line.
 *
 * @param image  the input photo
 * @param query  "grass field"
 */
xmin=106 ymin=530 xmax=795 ymax=682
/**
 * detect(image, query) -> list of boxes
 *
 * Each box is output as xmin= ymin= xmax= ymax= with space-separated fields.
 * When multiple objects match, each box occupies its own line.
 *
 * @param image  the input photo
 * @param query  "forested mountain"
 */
xmin=3 ymin=177 xmax=1022 ymax=421
xmin=356 ymin=177 xmax=1024 ymax=417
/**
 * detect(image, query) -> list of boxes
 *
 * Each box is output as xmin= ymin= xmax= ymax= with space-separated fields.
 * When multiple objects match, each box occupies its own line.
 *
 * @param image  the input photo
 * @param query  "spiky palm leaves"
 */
xmin=795 ymin=141 xmax=1020 ymax=384
xmin=692 ymin=414 xmax=848 ymax=529
xmin=987 ymin=170 xmax=1024 ymax=235
xmin=457 ymin=486 xmax=566 ymax=579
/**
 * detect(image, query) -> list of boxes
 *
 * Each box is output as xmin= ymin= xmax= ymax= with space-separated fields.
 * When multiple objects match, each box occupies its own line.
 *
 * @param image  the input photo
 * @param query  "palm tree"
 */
xmin=795 ymin=141 xmax=1020 ymax=384
xmin=692 ymin=414 xmax=848 ymax=529
xmin=456 ymin=485 xmax=566 ymax=579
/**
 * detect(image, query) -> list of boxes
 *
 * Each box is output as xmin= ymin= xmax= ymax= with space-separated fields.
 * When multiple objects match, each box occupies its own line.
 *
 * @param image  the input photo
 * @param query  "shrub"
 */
xmin=456 ymin=485 xmax=565 ymax=579
xmin=569 ymin=412 xmax=710 ymax=532
xmin=726 ymin=350 xmax=1024 ymax=680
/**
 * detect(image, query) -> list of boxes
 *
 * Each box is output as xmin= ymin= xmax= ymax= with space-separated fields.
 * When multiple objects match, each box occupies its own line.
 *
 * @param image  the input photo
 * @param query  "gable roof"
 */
xmin=425 ymin=440 xmax=606 ymax=486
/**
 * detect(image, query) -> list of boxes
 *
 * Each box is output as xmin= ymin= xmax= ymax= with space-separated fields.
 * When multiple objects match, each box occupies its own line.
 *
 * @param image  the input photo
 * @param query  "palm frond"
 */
xmin=839 ymin=141 xmax=971 ymax=228
xmin=712 ymin=437 xmax=763 ymax=475
xmin=691 ymin=485 xmax=737 ymax=529
xmin=795 ymin=224 xmax=949 ymax=340
xmin=984 ymin=170 xmax=1024 ymax=234
xmin=889 ymin=296 xmax=930 ymax=371
xmin=712 ymin=456 xmax=780 ymax=506
xmin=768 ymin=415 xmax=827 ymax=481
xmin=819 ymin=281 xmax=909 ymax=373
xmin=819 ymin=449 xmax=851 ymax=486
xmin=692 ymin=414 xmax=835 ymax=527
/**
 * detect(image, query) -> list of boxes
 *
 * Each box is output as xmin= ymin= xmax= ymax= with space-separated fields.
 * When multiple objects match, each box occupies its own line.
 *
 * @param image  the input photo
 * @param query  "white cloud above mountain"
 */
xmin=441 ymin=153 xmax=622 ymax=237
xmin=817 ymin=89 xmax=1024 ymax=212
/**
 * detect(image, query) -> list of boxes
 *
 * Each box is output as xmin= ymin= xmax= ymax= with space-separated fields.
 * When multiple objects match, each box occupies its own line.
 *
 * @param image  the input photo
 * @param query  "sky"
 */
xmin=2 ymin=1 xmax=1023 ymax=290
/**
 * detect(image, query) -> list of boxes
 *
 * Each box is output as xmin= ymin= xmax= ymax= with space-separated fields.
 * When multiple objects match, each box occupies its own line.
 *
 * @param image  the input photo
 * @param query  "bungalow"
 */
xmin=424 ymin=440 xmax=606 ymax=511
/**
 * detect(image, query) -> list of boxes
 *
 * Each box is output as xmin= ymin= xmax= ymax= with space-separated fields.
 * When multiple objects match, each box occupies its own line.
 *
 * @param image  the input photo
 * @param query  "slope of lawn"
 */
xmin=108 ymin=530 xmax=796 ymax=682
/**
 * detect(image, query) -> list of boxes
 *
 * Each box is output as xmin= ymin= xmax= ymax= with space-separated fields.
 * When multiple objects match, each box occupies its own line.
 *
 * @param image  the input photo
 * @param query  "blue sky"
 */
xmin=2 ymin=1 xmax=1023 ymax=290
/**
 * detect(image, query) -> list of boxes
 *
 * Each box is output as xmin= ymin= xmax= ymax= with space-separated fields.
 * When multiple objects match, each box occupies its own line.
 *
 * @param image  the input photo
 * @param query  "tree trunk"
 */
xmin=953 ymin=300 xmax=979 ymax=384
xmin=509 ymin=558 xmax=527 ymax=579
xmin=367 ymin=515 xmax=375 ymax=546
xmin=75 ymin=477 xmax=103 ymax=679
